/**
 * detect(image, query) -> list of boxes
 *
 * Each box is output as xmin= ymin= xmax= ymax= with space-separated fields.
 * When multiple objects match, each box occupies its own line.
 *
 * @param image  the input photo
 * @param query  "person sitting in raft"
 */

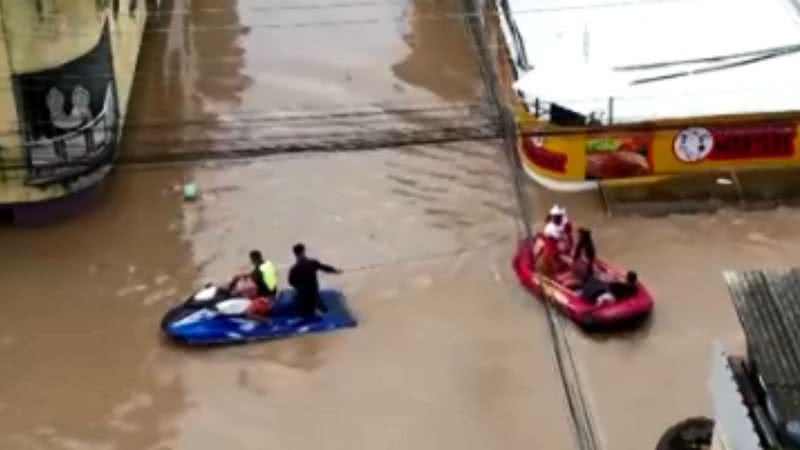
xmin=543 ymin=204 xmax=574 ymax=255
xmin=609 ymin=271 xmax=639 ymax=300
xmin=533 ymin=233 xmax=561 ymax=277
xmin=572 ymin=228 xmax=596 ymax=282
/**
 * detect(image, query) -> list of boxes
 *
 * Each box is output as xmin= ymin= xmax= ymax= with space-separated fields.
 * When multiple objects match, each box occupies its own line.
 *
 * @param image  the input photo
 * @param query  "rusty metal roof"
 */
xmin=723 ymin=269 xmax=800 ymax=423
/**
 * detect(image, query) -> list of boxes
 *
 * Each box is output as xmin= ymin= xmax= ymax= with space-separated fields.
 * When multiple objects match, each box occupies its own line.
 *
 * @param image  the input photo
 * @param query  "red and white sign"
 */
xmin=673 ymin=124 xmax=796 ymax=163
xmin=522 ymin=136 xmax=567 ymax=173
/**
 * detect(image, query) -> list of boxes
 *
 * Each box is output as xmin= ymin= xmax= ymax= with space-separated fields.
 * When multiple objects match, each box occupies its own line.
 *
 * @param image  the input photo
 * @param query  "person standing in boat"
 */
xmin=288 ymin=243 xmax=341 ymax=320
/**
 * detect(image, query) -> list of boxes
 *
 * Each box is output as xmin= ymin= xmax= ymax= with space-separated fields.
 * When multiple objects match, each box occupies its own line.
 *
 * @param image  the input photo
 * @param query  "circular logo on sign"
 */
xmin=673 ymin=127 xmax=714 ymax=162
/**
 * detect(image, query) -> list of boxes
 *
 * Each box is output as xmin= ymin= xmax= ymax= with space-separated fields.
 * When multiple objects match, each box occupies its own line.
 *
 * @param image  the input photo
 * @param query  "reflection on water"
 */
xmin=524 ymin=184 xmax=800 ymax=450
xmin=392 ymin=0 xmax=483 ymax=102
xmin=161 ymin=141 xmax=575 ymax=449
xmin=7 ymin=0 xmax=800 ymax=449
xmin=120 ymin=0 xmax=251 ymax=157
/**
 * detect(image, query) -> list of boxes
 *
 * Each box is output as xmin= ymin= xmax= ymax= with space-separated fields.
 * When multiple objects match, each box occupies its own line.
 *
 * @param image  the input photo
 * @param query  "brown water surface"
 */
xmin=3 ymin=0 xmax=795 ymax=449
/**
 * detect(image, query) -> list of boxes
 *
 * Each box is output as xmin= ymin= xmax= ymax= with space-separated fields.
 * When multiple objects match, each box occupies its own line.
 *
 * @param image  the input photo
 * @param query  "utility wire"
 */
xmin=30 ymin=0 xmax=704 ymax=24
xmin=1 ymin=102 xmax=489 ymax=128
xmin=0 ymin=126 xmax=500 ymax=176
xmin=3 ymin=0 xmax=706 ymax=37
xmin=0 ymin=106 xmax=494 ymax=141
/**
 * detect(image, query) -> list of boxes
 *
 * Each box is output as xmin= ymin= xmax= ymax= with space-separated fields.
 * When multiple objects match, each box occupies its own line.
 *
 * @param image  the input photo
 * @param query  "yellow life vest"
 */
xmin=260 ymin=260 xmax=278 ymax=291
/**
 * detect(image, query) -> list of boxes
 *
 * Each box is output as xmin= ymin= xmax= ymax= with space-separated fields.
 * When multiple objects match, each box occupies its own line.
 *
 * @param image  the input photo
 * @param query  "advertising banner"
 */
xmin=518 ymin=117 xmax=800 ymax=182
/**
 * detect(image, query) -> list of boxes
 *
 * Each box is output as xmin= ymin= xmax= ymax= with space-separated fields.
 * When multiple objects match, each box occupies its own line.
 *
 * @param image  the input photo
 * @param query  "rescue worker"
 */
xmin=543 ymin=204 xmax=574 ymax=255
xmin=288 ymin=243 xmax=341 ymax=321
xmin=532 ymin=232 xmax=561 ymax=277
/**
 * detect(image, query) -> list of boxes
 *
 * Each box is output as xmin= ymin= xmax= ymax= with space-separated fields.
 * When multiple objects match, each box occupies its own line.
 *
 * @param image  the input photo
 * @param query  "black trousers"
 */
xmin=296 ymin=291 xmax=325 ymax=318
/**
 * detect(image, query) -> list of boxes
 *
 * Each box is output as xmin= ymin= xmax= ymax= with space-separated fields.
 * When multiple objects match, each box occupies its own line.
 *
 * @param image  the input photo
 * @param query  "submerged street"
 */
xmin=3 ymin=1 xmax=800 ymax=449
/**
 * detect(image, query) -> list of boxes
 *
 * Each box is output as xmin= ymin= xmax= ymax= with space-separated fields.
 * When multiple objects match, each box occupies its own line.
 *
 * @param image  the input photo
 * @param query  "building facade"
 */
xmin=0 ymin=0 xmax=147 ymax=223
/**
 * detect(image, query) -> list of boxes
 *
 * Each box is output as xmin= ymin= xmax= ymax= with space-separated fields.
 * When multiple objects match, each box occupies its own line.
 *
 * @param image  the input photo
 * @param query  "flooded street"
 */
xmin=120 ymin=0 xmax=490 ymax=160
xmin=529 ymin=187 xmax=800 ymax=450
xmin=2 ymin=1 xmax=800 ymax=449
xmin=2 ymin=1 xmax=573 ymax=449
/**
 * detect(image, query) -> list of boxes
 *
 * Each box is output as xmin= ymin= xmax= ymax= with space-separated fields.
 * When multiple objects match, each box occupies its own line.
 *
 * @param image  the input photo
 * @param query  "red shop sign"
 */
xmin=522 ymin=137 xmax=567 ymax=173
xmin=673 ymin=124 xmax=797 ymax=162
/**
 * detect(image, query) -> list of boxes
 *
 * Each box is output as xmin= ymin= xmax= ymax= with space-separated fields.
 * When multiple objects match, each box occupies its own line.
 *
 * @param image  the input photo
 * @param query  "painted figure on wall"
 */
xmin=13 ymin=22 xmax=119 ymax=185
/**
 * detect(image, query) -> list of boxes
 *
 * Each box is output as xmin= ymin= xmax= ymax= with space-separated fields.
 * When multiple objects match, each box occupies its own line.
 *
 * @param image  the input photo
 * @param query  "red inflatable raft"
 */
xmin=512 ymin=235 xmax=653 ymax=328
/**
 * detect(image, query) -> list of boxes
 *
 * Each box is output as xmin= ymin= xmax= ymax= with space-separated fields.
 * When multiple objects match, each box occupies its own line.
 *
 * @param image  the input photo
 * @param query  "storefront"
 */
xmin=493 ymin=0 xmax=800 ymax=191
xmin=518 ymin=118 xmax=800 ymax=183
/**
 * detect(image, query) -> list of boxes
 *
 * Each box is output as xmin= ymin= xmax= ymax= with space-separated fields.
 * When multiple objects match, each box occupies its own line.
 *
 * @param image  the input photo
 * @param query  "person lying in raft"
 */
xmin=581 ymin=271 xmax=639 ymax=306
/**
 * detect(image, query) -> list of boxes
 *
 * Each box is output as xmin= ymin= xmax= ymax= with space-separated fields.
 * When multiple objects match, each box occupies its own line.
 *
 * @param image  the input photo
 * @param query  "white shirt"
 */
xmin=543 ymin=222 xmax=562 ymax=239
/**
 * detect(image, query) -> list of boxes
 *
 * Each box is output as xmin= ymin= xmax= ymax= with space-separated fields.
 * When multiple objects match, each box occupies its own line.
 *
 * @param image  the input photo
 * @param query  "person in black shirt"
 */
xmin=573 ymin=228 xmax=597 ymax=281
xmin=288 ymin=243 xmax=341 ymax=320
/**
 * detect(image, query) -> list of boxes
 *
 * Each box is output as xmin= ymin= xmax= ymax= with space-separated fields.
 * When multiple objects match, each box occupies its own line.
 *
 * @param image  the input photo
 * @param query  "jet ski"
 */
xmin=161 ymin=284 xmax=357 ymax=345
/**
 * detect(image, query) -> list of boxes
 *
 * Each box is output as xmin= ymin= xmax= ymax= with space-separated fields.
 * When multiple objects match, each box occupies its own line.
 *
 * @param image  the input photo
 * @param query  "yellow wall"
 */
xmin=0 ymin=0 xmax=146 ymax=204
xmin=1 ymin=0 xmax=104 ymax=74
xmin=0 ymin=23 xmax=19 ymax=188
xmin=109 ymin=0 xmax=147 ymax=125
xmin=516 ymin=119 xmax=800 ymax=182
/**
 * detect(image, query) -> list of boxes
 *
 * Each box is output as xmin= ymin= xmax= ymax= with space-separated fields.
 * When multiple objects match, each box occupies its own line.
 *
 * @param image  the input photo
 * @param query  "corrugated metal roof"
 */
xmin=723 ymin=269 xmax=800 ymax=422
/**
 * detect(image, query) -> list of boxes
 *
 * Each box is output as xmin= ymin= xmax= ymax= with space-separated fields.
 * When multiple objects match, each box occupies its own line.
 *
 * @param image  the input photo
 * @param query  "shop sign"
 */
xmin=522 ymin=136 xmax=567 ymax=173
xmin=673 ymin=124 xmax=796 ymax=163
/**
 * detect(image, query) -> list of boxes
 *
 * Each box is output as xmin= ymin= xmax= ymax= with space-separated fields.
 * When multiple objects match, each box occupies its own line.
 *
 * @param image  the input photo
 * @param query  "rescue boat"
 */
xmin=161 ymin=285 xmax=357 ymax=345
xmin=512 ymin=235 xmax=653 ymax=328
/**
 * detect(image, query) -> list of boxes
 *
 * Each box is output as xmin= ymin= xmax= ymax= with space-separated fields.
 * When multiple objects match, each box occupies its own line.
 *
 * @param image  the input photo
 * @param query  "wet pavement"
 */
xmin=2 ymin=0 xmax=799 ymax=449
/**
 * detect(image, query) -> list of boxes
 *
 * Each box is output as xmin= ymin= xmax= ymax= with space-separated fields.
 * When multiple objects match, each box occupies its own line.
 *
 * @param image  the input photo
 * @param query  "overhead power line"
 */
xmin=3 ymin=0 xmax=705 ymax=36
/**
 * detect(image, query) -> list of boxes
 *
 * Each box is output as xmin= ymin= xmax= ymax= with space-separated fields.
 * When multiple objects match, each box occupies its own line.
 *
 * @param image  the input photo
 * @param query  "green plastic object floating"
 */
xmin=183 ymin=182 xmax=199 ymax=201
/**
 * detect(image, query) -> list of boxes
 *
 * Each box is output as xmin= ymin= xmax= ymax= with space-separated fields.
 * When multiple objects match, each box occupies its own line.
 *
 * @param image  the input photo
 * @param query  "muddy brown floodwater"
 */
xmin=530 ymin=187 xmax=800 ymax=450
xmin=2 ymin=0 xmax=800 ymax=449
xmin=1 ymin=0 xmax=573 ymax=449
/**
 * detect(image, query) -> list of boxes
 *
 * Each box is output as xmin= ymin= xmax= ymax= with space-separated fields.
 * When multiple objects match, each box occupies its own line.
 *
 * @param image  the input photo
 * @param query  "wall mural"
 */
xmin=13 ymin=22 xmax=119 ymax=186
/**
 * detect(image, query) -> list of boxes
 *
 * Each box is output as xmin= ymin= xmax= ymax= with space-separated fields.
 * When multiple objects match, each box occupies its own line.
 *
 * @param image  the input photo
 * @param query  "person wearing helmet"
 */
xmin=543 ymin=204 xmax=574 ymax=255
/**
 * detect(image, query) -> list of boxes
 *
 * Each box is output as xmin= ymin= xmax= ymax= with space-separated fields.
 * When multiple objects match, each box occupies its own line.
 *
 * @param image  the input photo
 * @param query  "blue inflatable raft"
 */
xmin=161 ymin=288 xmax=357 ymax=345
